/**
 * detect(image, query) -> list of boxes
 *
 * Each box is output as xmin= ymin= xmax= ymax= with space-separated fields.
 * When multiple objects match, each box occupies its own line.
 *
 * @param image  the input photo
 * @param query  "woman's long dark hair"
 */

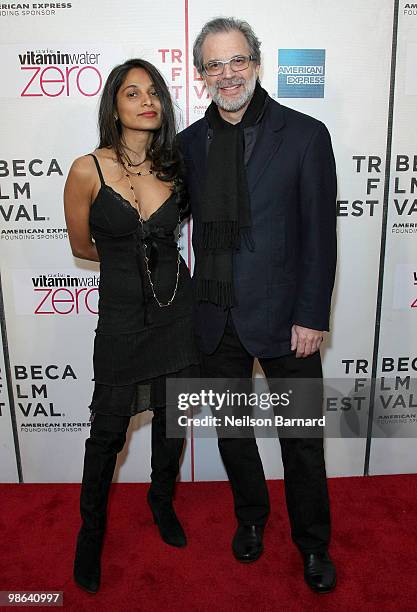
xmin=98 ymin=58 xmax=186 ymax=204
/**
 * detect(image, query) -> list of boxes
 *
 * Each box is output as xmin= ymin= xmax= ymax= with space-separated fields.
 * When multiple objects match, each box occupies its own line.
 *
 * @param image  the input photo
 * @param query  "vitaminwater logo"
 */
xmin=12 ymin=270 xmax=100 ymax=316
xmin=393 ymin=265 xmax=417 ymax=310
xmin=18 ymin=47 xmax=102 ymax=97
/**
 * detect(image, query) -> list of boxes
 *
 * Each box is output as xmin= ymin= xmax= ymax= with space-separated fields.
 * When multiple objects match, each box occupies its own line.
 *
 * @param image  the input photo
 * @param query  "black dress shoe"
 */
xmin=232 ymin=524 xmax=264 ymax=563
xmin=147 ymin=491 xmax=187 ymax=548
xmin=73 ymin=528 xmax=103 ymax=594
xmin=303 ymin=551 xmax=336 ymax=593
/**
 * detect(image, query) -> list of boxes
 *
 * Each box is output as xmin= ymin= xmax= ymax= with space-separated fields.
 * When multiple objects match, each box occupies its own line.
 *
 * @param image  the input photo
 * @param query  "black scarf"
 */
xmin=196 ymin=81 xmax=268 ymax=307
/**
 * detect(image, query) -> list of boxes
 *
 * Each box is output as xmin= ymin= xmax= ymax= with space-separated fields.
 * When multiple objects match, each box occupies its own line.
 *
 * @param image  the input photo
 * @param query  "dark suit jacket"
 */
xmin=179 ymin=97 xmax=337 ymax=357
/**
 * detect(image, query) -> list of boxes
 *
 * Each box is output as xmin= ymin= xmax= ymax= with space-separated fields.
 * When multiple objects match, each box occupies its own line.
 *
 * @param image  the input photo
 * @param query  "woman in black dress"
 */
xmin=64 ymin=58 xmax=198 ymax=594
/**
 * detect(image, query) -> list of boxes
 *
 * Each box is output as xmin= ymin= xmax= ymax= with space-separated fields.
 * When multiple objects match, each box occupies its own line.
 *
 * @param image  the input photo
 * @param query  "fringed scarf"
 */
xmin=196 ymin=81 xmax=267 ymax=307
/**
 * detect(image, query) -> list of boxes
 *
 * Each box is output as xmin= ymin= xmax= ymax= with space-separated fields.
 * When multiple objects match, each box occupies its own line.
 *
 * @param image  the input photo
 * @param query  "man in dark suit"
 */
xmin=179 ymin=17 xmax=337 ymax=593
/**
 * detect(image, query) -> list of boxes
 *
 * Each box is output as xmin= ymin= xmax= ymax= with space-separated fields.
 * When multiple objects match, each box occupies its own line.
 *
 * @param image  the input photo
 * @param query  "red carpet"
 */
xmin=1 ymin=476 xmax=417 ymax=611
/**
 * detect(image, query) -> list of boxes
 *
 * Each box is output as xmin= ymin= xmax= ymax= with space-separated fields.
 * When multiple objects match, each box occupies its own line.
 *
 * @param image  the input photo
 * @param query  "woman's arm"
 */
xmin=64 ymin=156 xmax=99 ymax=262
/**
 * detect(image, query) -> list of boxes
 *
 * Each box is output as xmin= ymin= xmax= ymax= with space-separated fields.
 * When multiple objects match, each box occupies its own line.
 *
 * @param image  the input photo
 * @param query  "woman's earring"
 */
xmin=114 ymin=114 xmax=119 ymax=122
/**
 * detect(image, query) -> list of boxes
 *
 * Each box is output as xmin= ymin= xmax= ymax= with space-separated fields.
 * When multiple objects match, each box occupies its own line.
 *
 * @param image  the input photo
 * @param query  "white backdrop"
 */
xmin=370 ymin=5 xmax=417 ymax=474
xmin=0 ymin=0 xmax=415 ymax=483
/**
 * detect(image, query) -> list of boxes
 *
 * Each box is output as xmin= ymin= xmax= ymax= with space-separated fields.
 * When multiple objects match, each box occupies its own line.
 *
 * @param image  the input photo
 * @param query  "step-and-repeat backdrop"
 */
xmin=0 ymin=0 xmax=416 ymax=482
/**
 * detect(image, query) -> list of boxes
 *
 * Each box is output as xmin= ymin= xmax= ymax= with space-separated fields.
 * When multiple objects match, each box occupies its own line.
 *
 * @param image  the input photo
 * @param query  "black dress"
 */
xmin=87 ymin=154 xmax=199 ymax=418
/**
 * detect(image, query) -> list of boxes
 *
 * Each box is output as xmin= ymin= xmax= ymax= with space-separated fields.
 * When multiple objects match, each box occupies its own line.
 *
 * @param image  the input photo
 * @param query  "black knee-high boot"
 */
xmin=147 ymin=406 xmax=186 ymax=547
xmin=73 ymin=414 xmax=128 ymax=593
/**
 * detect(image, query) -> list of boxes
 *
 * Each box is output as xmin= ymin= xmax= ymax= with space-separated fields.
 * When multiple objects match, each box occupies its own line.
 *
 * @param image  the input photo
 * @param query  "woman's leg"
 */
xmin=148 ymin=406 xmax=187 ymax=547
xmin=74 ymin=412 xmax=130 ymax=593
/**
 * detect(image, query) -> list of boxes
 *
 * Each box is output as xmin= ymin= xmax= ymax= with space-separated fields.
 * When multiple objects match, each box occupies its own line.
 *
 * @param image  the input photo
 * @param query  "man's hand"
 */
xmin=291 ymin=325 xmax=324 ymax=358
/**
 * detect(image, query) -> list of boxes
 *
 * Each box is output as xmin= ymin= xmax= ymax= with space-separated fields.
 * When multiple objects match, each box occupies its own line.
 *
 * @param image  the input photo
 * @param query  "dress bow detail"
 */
xmin=135 ymin=223 xmax=176 ymax=326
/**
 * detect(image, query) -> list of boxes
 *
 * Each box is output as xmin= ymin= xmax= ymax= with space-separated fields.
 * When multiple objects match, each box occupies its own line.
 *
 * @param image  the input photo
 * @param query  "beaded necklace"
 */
xmin=123 ymin=165 xmax=181 ymax=308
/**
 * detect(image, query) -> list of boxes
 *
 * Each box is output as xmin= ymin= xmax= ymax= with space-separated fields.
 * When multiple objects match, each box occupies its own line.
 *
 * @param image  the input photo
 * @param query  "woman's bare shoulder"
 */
xmin=68 ymin=154 xmax=97 ymax=179
xmin=93 ymin=147 xmax=116 ymax=162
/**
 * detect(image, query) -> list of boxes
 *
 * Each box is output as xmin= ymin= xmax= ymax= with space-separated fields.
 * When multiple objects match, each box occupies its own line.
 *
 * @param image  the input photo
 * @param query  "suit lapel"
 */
xmin=186 ymin=101 xmax=285 ymax=195
xmin=246 ymin=101 xmax=285 ymax=194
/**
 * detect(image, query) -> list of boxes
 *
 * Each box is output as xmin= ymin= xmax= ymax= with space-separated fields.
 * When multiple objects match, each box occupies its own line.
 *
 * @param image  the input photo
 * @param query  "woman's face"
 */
xmin=115 ymin=67 xmax=163 ymax=133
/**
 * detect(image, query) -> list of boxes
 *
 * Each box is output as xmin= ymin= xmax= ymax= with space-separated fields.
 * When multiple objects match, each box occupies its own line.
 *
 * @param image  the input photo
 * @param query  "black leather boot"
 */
xmin=73 ymin=527 xmax=103 ymax=594
xmin=148 ymin=407 xmax=186 ymax=547
xmin=147 ymin=490 xmax=187 ymax=547
xmin=73 ymin=420 xmax=127 ymax=593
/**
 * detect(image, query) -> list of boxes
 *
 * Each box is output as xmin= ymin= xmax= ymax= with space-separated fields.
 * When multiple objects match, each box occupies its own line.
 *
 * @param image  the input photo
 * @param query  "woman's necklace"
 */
xmin=123 ymin=151 xmax=147 ymax=168
xmin=124 ymin=169 xmax=181 ymax=308
xmin=123 ymin=161 xmax=153 ymax=177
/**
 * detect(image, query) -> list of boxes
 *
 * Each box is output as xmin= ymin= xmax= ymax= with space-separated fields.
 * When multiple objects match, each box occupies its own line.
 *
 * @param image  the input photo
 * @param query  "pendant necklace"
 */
xmin=123 ymin=150 xmax=148 ymax=168
xmin=123 ymin=167 xmax=181 ymax=307
xmin=123 ymin=160 xmax=153 ymax=177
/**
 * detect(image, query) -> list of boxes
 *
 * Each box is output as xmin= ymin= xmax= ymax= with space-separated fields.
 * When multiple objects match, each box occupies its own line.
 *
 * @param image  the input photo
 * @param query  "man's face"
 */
xmin=201 ymin=30 xmax=259 ymax=113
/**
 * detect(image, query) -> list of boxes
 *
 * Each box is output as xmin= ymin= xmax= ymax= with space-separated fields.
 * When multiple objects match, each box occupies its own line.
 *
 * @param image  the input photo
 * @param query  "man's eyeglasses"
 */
xmin=203 ymin=55 xmax=256 ymax=76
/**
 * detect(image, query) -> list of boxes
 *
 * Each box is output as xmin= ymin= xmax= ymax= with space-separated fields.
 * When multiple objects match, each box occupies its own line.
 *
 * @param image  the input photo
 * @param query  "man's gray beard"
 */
xmin=207 ymin=72 xmax=257 ymax=112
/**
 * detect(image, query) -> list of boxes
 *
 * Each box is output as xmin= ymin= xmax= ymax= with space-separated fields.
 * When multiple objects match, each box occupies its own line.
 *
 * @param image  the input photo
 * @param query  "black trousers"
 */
xmin=200 ymin=315 xmax=331 ymax=553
